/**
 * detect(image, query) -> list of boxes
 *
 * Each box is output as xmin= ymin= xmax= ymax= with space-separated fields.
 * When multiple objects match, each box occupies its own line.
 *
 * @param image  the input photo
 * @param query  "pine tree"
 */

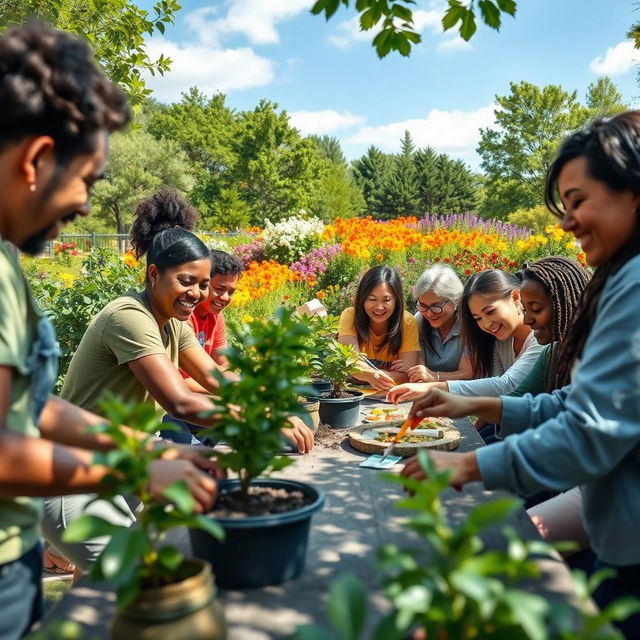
xmin=377 ymin=130 xmax=420 ymax=219
xmin=352 ymin=146 xmax=392 ymax=217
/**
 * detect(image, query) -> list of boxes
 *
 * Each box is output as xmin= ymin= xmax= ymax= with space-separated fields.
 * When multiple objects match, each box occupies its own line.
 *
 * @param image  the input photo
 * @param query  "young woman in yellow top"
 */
xmin=338 ymin=266 xmax=420 ymax=391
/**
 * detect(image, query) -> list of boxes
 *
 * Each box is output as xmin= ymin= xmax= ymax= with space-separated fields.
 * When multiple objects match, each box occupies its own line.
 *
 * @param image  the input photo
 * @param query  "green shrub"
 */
xmin=507 ymin=205 xmax=558 ymax=233
xmin=32 ymin=248 xmax=144 ymax=389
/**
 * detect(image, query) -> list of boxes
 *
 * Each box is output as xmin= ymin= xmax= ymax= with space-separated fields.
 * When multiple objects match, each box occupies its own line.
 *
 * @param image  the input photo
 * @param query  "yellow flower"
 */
xmin=242 ymin=314 xmax=254 ymax=323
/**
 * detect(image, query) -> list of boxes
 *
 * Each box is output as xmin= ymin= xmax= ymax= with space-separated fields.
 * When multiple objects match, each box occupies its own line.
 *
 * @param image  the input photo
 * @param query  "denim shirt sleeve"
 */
xmin=477 ymin=259 xmax=640 ymax=496
xmin=498 ymin=385 xmax=570 ymax=437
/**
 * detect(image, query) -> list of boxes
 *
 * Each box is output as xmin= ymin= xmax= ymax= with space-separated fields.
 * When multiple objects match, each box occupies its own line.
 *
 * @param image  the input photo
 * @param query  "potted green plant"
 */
xmin=294 ymin=451 xmax=637 ymax=640
xmin=309 ymin=339 xmax=365 ymax=429
xmin=191 ymin=307 xmax=325 ymax=589
xmin=297 ymin=313 xmax=341 ymax=428
xmin=63 ymin=395 xmax=227 ymax=640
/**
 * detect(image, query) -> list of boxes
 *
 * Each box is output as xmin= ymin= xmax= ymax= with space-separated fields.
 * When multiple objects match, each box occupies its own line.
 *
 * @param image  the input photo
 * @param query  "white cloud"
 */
xmin=144 ymin=37 xmax=274 ymax=102
xmin=589 ymin=40 xmax=638 ymax=75
xmin=327 ymin=15 xmax=372 ymax=50
xmin=289 ymin=110 xmax=366 ymax=135
xmin=185 ymin=1 xmax=313 ymax=47
xmin=437 ymin=35 xmax=471 ymax=52
xmin=345 ymin=104 xmax=496 ymax=167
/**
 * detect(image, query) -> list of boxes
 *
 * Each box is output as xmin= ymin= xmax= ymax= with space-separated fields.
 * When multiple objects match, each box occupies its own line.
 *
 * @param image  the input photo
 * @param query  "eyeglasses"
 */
xmin=416 ymin=299 xmax=450 ymax=314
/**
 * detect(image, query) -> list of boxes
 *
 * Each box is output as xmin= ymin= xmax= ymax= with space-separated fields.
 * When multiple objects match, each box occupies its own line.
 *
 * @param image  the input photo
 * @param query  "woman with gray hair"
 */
xmin=401 ymin=264 xmax=473 ymax=383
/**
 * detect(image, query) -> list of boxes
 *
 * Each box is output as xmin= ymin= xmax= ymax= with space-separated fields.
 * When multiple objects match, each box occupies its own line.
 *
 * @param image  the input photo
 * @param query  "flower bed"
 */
xmin=22 ymin=215 xmax=587 ymax=361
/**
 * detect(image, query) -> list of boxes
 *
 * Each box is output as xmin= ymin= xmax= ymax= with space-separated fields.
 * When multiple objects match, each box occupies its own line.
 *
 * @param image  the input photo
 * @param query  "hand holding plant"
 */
xmin=63 ymin=394 xmax=224 ymax=607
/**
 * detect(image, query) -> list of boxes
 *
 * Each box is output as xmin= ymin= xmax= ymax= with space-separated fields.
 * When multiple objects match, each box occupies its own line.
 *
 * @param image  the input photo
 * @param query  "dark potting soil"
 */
xmin=211 ymin=486 xmax=312 ymax=518
xmin=320 ymin=390 xmax=354 ymax=399
xmin=314 ymin=423 xmax=346 ymax=450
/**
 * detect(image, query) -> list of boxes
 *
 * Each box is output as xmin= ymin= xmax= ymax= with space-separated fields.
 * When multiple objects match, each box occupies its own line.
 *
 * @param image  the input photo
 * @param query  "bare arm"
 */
xmin=0 ymin=367 xmax=110 ymax=495
xmin=127 ymin=354 xmax=219 ymax=426
xmin=179 ymin=345 xmax=239 ymax=392
xmin=437 ymin=354 xmax=474 ymax=382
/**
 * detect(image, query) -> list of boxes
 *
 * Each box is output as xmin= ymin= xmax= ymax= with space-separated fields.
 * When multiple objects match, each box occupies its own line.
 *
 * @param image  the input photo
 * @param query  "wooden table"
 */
xmin=39 ymin=407 xmax=585 ymax=639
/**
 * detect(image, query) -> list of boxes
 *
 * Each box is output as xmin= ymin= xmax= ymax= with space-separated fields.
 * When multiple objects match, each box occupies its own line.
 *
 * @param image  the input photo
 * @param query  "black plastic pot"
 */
xmin=190 ymin=479 xmax=325 ymax=589
xmin=309 ymin=377 xmax=333 ymax=396
xmin=317 ymin=389 xmax=364 ymax=429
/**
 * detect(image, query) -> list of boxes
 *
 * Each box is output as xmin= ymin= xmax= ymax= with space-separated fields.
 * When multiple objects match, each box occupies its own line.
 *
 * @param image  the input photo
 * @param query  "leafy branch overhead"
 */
xmin=0 ymin=0 xmax=181 ymax=106
xmin=311 ymin=0 xmax=517 ymax=58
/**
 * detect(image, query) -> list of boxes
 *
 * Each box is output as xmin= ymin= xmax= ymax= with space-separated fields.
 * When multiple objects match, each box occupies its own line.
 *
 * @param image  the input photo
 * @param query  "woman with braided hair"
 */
xmin=508 ymin=256 xmax=590 ymax=396
xmin=402 ymin=111 xmax=640 ymax=638
xmin=0 ymin=22 xmax=220 ymax=637
xmin=474 ymin=256 xmax=590 ymax=445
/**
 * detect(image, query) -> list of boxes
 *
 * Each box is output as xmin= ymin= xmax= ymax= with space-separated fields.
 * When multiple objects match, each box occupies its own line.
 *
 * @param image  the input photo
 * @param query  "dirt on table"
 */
xmin=314 ymin=423 xmax=347 ymax=450
xmin=211 ymin=486 xmax=312 ymax=518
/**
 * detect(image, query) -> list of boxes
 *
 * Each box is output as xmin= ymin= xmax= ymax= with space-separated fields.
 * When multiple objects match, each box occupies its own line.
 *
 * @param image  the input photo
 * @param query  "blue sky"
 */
xmin=138 ymin=0 xmax=640 ymax=169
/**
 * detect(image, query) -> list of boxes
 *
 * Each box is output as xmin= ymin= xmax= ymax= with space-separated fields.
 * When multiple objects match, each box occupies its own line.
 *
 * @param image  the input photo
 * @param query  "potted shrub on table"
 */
xmin=309 ymin=338 xmax=365 ymax=429
xmin=63 ymin=395 xmax=227 ymax=640
xmin=191 ymin=307 xmax=325 ymax=589
xmin=299 ymin=313 xmax=340 ymax=397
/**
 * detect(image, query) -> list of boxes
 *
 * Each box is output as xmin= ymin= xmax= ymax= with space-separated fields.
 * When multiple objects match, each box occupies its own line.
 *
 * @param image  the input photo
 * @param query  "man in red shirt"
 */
xmin=183 ymin=250 xmax=243 ymax=382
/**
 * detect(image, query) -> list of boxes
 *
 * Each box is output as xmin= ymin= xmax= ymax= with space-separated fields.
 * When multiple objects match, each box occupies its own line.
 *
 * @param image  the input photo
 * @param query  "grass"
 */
xmin=43 ymin=578 xmax=72 ymax=611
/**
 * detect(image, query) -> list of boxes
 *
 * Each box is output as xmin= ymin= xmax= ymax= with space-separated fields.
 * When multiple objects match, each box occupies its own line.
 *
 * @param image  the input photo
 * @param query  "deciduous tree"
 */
xmin=0 ymin=0 xmax=179 ymax=106
xmin=91 ymin=130 xmax=194 ymax=235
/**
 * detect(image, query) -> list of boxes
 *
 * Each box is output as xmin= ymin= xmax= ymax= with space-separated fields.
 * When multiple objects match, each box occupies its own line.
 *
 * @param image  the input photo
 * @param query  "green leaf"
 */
xmin=98 ymin=528 xmax=147 ymax=582
xmin=459 ymin=8 xmax=477 ymax=41
xmin=503 ymin=590 xmax=548 ymax=640
xmin=479 ymin=0 xmax=501 ymax=29
xmin=163 ymin=479 xmax=195 ymax=515
xmin=327 ymin=574 xmax=368 ymax=640
xmin=360 ymin=8 xmax=377 ymax=30
xmin=191 ymin=514 xmax=225 ymax=541
xmin=63 ymin=515 xmax=123 ymax=543
xmin=496 ymin=0 xmax=517 ymax=16
xmin=463 ymin=498 xmax=520 ymax=534
xmin=157 ymin=545 xmax=183 ymax=572
xmin=601 ymin=596 xmax=640 ymax=623
xmin=270 ymin=456 xmax=294 ymax=472
xmin=442 ymin=3 xmax=465 ymax=30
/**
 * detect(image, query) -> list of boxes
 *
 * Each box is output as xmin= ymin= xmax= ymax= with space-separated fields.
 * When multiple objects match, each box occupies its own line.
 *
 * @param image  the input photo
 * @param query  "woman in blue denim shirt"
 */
xmin=402 ymin=111 xmax=640 ymax=639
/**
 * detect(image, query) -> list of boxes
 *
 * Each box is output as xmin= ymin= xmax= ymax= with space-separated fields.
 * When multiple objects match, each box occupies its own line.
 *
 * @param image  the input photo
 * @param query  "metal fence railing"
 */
xmin=44 ymin=231 xmax=245 ymax=256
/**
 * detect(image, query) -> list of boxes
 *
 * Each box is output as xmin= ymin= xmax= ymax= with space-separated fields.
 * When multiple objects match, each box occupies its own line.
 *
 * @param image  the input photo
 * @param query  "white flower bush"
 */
xmin=263 ymin=214 xmax=325 ymax=264
xmin=197 ymin=233 xmax=231 ymax=253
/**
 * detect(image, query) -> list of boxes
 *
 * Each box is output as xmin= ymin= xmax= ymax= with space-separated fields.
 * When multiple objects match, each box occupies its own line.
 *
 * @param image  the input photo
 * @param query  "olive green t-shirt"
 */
xmin=0 ymin=241 xmax=44 ymax=565
xmin=61 ymin=291 xmax=199 ymax=412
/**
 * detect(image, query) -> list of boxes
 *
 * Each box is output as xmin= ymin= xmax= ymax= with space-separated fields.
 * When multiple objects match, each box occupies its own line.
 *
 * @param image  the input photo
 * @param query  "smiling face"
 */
xmin=521 ymin=278 xmax=553 ymax=345
xmin=416 ymin=290 xmax=456 ymax=329
xmin=202 ymin=273 xmax=240 ymax=314
xmin=363 ymin=283 xmax=397 ymax=326
xmin=558 ymin=156 xmax=640 ymax=267
xmin=147 ymin=258 xmax=212 ymax=323
xmin=1 ymin=132 xmax=109 ymax=255
xmin=468 ymin=290 xmax=522 ymax=341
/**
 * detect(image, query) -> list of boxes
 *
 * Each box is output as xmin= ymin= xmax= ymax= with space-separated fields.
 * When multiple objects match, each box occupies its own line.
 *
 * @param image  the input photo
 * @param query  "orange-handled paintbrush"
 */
xmin=379 ymin=415 xmax=422 ymax=463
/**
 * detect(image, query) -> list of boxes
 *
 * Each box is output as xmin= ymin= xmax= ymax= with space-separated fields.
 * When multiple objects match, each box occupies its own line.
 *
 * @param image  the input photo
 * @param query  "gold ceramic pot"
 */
xmin=111 ymin=559 xmax=226 ymax=640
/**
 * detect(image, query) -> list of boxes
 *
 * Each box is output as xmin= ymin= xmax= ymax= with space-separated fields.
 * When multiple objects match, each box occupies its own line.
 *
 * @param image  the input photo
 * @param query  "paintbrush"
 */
xmin=379 ymin=414 xmax=422 ymax=463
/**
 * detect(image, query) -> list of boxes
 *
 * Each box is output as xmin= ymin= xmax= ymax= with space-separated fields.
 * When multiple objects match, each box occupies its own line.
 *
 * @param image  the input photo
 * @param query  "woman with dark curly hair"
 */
xmin=0 ymin=23 xmax=220 ymax=638
xmin=43 ymin=188 xmax=313 ymax=573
